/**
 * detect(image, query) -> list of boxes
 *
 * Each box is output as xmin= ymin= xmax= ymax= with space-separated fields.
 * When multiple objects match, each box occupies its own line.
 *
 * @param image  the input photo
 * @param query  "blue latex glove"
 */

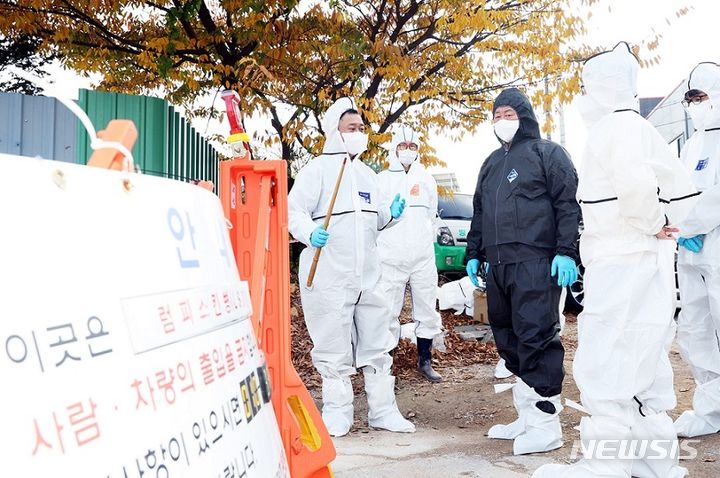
xmin=466 ymin=259 xmax=480 ymax=287
xmin=390 ymin=193 xmax=406 ymax=219
xmin=310 ymin=226 xmax=329 ymax=248
xmin=551 ymin=255 xmax=577 ymax=287
xmin=466 ymin=260 xmax=489 ymax=287
xmin=678 ymin=235 xmax=704 ymax=253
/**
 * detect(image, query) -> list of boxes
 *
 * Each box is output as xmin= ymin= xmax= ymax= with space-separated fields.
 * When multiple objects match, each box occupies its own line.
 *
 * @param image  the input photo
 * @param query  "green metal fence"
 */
xmin=76 ymin=89 xmax=220 ymax=188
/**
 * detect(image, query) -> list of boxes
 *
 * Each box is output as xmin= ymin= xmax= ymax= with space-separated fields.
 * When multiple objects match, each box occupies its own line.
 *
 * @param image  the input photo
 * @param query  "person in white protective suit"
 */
xmin=533 ymin=42 xmax=698 ymax=478
xmin=674 ymin=62 xmax=720 ymax=438
xmin=288 ymin=97 xmax=415 ymax=437
xmin=377 ymin=125 xmax=444 ymax=382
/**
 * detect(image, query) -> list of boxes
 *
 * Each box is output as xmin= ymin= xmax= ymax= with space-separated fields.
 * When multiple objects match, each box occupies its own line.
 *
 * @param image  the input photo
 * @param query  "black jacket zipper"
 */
xmin=494 ymin=146 xmax=510 ymax=265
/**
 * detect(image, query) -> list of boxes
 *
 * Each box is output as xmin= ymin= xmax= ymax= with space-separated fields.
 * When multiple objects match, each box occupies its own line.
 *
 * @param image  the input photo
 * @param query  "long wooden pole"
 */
xmin=306 ymin=156 xmax=348 ymax=287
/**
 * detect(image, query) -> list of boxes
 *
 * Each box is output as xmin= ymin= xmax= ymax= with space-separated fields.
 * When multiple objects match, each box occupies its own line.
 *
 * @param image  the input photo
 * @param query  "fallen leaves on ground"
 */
xmin=290 ymin=278 xmax=499 ymax=390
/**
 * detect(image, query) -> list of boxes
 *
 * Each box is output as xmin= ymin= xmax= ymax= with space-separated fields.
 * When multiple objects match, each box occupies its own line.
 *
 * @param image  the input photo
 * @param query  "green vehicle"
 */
xmin=434 ymin=193 xmax=474 ymax=273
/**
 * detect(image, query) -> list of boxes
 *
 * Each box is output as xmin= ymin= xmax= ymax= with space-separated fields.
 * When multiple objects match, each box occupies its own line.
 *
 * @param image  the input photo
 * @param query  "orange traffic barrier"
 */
xmin=87 ymin=119 xmax=138 ymax=171
xmin=191 ymin=179 xmax=215 ymax=192
xmin=220 ymin=159 xmax=335 ymax=478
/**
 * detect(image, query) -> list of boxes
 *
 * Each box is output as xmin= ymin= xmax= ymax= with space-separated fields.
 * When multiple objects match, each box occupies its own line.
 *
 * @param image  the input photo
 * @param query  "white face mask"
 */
xmin=341 ymin=131 xmax=368 ymax=156
xmin=397 ymin=149 xmax=418 ymax=166
xmin=687 ymin=101 xmax=713 ymax=130
xmin=493 ymin=119 xmax=519 ymax=143
xmin=574 ymin=94 xmax=611 ymax=129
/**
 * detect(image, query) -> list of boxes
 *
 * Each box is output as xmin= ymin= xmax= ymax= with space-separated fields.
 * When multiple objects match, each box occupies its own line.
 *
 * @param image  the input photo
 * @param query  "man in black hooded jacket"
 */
xmin=466 ymin=88 xmax=580 ymax=455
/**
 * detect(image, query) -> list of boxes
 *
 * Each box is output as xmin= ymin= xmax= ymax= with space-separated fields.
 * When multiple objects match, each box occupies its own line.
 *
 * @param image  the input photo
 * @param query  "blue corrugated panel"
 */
xmin=0 ymin=92 xmax=76 ymax=162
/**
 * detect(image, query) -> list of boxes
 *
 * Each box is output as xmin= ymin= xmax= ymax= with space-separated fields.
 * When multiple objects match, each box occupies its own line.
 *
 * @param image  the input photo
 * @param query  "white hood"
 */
xmin=582 ymin=42 xmax=639 ymax=115
xmin=687 ymin=62 xmax=720 ymax=129
xmin=321 ymin=96 xmax=359 ymax=155
xmin=386 ymin=125 xmax=421 ymax=171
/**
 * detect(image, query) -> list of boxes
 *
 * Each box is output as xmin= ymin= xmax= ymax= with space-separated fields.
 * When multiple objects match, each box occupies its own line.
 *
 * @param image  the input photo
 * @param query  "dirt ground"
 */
xmin=290 ymin=280 xmax=720 ymax=477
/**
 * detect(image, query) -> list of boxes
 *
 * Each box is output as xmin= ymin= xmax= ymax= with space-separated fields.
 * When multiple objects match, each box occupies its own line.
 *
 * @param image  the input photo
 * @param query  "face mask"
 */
xmin=574 ymin=94 xmax=611 ymax=129
xmin=341 ymin=131 xmax=368 ymax=156
xmin=493 ymin=119 xmax=519 ymax=143
xmin=397 ymin=150 xmax=418 ymax=166
xmin=687 ymin=101 xmax=713 ymax=130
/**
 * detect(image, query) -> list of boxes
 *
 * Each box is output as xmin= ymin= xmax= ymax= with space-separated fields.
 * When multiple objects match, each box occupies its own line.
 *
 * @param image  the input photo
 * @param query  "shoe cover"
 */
xmin=675 ymin=410 xmax=719 ymax=437
xmin=631 ymin=412 xmax=688 ymax=478
xmin=321 ymin=377 xmax=354 ymax=437
xmin=513 ymin=392 xmax=563 ymax=455
xmin=488 ymin=380 xmax=532 ymax=440
xmin=532 ymin=415 xmax=633 ymax=477
xmin=494 ymin=358 xmax=514 ymax=379
xmin=365 ymin=373 xmax=416 ymax=433
xmin=675 ymin=377 xmax=720 ymax=437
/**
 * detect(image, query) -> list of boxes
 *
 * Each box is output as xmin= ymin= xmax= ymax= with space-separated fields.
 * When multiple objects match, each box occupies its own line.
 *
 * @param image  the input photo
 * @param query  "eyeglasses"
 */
xmin=682 ymin=94 xmax=708 ymax=108
xmin=397 ymin=143 xmax=419 ymax=151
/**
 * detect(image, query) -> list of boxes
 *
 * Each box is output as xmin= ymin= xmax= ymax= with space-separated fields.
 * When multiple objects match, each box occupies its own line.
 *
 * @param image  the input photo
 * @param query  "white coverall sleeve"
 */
xmin=606 ymin=125 xmax=665 ymax=235
xmin=679 ymin=184 xmax=720 ymax=236
xmin=288 ymin=163 xmax=321 ymax=247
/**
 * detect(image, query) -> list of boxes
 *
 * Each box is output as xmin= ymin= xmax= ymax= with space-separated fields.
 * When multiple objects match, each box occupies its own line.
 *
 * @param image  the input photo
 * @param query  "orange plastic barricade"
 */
xmin=220 ymin=159 xmax=335 ymax=478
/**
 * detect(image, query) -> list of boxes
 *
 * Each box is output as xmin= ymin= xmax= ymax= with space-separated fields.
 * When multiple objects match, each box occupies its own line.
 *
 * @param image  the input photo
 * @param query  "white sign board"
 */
xmin=0 ymin=154 xmax=289 ymax=478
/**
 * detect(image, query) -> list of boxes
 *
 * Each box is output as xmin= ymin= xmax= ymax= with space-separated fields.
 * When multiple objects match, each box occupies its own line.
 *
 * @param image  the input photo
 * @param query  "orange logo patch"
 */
xmin=410 ymin=184 xmax=420 ymax=196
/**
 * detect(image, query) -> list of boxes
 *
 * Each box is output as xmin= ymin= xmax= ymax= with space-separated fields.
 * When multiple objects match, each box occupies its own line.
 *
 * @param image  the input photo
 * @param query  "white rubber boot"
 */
xmin=513 ymin=391 xmax=563 ymax=455
xmin=532 ymin=415 xmax=633 ymax=477
xmin=321 ymin=377 xmax=354 ymax=437
xmin=494 ymin=358 xmax=514 ymax=379
xmin=488 ymin=380 xmax=532 ymax=440
xmin=632 ymin=411 xmax=688 ymax=478
xmin=365 ymin=373 xmax=416 ymax=433
xmin=674 ymin=377 xmax=720 ymax=437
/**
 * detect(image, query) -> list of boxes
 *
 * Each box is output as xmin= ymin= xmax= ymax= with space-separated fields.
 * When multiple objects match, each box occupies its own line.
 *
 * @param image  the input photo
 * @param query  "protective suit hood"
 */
xmin=581 ymin=42 xmax=639 ymax=115
xmin=492 ymin=88 xmax=540 ymax=144
xmin=386 ymin=125 xmax=421 ymax=170
xmin=688 ymin=62 xmax=720 ymax=102
xmin=321 ymin=96 xmax=360 ymax=155
xmin=687 ymin=62 xmax=720 ymax=129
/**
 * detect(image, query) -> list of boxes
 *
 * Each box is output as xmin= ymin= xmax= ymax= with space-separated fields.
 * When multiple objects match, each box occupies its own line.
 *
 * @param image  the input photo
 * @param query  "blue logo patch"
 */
xmin=358 ymin=191 xmax=371 ymax=203
xmin=696 ymin=158 xmax=709 ymax=171
xmin=507 ymin=169 xmax=519 ymax=183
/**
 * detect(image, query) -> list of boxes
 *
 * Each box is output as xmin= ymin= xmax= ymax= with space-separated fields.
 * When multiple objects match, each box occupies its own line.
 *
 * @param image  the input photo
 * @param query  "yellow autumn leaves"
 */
xmin=2 ymin=0 xmax=593 ymax=166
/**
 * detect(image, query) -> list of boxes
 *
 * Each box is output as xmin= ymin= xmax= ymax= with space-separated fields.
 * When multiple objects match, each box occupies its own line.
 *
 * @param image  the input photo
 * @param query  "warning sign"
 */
xmin=0 ymin=154 xmax=289 ymax=477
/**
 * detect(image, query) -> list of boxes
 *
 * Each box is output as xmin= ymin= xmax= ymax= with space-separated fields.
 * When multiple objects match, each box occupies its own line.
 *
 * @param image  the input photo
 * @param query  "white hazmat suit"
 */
xmin=288 ymin=97 xmax=415 ymax=437
xmin=533 ymin=42 xmax=697 ymax=478
xmin=674 ymin=62 xmax=720 ymax=438
xmin=377 ymin=126 xmax=444 ymax=381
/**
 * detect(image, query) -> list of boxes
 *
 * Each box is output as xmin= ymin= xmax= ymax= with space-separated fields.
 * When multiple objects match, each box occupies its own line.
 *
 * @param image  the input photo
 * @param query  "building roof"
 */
xmin=639 ymin=97 xmax=663 ymax=118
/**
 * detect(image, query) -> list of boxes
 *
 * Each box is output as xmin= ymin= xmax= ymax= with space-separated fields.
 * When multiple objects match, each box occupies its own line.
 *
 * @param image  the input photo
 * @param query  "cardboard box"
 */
xmin=473 ymin=288 xmax=489 ymax=325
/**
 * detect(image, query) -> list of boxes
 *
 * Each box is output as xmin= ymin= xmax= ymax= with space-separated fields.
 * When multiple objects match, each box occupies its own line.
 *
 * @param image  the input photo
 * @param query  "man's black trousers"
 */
xmin=487 ymin=257 xmax=565 ymax=397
